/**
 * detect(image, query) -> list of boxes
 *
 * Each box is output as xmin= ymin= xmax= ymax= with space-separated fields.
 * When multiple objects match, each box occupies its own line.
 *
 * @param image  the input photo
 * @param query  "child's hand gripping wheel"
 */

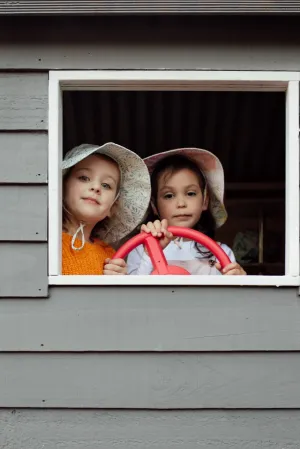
xmin=113 ymin=226 xmax=231 ymax=275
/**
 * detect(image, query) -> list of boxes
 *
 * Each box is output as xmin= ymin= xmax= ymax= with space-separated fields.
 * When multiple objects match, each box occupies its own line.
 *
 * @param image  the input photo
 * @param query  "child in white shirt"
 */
xmin=127 ymin=147 xmax=246 ymax=276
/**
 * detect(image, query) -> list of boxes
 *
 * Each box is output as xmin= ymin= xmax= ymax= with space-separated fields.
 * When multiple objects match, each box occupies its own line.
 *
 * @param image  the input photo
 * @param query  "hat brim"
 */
xmin=144 ymin=147 xmax=228 ymax=228
xmin=62 ymin=142 xmax=151 ymax=243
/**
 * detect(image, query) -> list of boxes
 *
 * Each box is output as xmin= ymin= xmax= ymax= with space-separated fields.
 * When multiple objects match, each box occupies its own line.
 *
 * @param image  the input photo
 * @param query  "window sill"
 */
xmin=48 ymin=275 xmax=300 ymax=287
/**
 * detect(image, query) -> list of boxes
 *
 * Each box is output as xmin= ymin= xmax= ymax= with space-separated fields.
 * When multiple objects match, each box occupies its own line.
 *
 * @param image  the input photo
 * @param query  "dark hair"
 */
xmin=149 ymin=154 xmax=217 ymax=258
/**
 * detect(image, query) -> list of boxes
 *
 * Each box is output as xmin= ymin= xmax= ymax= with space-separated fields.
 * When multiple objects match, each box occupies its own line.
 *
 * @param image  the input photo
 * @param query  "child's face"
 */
xmin=154 ymin=168 xmax=208 ymax=228
xmin=64 ymin=154 xmax=120 ymax=226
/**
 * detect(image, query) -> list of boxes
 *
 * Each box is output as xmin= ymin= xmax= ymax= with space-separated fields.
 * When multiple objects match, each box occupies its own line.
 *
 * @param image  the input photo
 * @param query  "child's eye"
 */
xmin=187 ymin=191 xmax=197 ymax=197
xmin=78 ymin=175 xmax=90 ymax=182
xmin=102 ymin=182 xmax=111 ymax=190
xmin=163 ymin=193 xmax=174 ymax=199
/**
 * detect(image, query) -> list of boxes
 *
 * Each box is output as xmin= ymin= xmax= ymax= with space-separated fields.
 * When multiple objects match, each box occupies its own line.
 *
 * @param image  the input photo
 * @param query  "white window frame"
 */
xmin=48 ymin=70 xmax=300 ymax=287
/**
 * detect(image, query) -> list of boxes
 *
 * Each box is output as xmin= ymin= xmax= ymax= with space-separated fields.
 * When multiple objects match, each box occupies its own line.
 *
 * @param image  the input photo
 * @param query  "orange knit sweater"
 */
xmin=62 ymin=232 xmax=115 ymax=275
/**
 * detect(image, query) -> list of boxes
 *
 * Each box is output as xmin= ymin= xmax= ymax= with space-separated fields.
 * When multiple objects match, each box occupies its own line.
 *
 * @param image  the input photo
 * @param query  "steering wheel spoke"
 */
xmin=143 ymin=235 xmax=169 ymax=275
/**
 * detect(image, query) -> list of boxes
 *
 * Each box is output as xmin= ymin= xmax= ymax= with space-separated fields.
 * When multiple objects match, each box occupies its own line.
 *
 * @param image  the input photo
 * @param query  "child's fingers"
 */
xmin=103 ymin=268 xmax=126 ymax=275
xmin=141 ymin=224 xmax=150 ymax=234
xmin=104 ymin=263 xmax=127 ymax=275
xmin=153 ymin=220 xmax=164 ymax=237
xmin=215 ymin=262 xmax=246 ymax=276
xmin=104 ymin=263 xmax=123 ymax=272
xmin=222 ymin=263 xmax=245 ymax=275
xmin=160 ymin=219 xmax=172 ymax=238
xmin=148 ymin=222 xmax=159 ymax=236
xmin=141 ymin=219 xmax=172 ymax=240
xmin=226 ymin=268 xmax=244 ymax=275
xmin=141 ymin=223 xmax=156 ymax=234
xmin=165 ymin=230 xmax=173 ymax=239
xmin=104 ymin=258 xmax=127 ymax=274
xmin=142 ymin=220 xmax=163 ymax=237
xmin=228 ymin=264 xmax=246 ymax=275
xmin=160 ymin=218 xmax=168 ymax=231
xmin=107 ymin=258 xmax=126 ymax=267
xmin=146 ymin=221 xmax=158 ymax=235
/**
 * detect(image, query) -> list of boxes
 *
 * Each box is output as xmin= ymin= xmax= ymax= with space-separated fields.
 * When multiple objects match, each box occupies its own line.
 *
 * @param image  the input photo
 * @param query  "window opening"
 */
xmin=63 ymin=90 xmax=286 ymax=276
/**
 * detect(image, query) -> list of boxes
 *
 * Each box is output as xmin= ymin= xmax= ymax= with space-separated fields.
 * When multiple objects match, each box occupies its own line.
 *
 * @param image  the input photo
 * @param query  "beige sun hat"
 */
xmin=62 ymin=142 xmax=151 ymax=243
xmin=144 ymin=147 xmax=227 ymax=228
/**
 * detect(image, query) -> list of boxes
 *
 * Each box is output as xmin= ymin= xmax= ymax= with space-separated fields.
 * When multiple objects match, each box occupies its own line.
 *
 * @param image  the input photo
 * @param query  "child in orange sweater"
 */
xmin=62 ymin=142 xmax=151 ymax=275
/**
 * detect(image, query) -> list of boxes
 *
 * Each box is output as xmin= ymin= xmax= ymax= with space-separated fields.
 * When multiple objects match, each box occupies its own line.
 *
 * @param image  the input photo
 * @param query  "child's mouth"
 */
xmin=174 ymin=214 xmax=192 ymax=219
xmin=83 ymin=198 xmax=99 ymax=205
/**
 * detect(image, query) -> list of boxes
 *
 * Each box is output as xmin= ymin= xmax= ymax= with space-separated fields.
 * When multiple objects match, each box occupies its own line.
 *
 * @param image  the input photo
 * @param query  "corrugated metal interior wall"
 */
xmin=63 ymin=90 xmax=285 ymax=185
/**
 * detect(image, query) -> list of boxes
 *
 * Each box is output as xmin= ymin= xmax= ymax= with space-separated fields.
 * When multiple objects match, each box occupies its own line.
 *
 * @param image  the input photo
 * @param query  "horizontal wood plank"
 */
xmin=0 ymin=74 xmax=48 ymax=130
xmin=2 ymin=1 xmax=300 ymax=15
xmin=0 ymin=243 xmax=48 ymax=297
xmin=0 ymin=287 xmax=299 ymax=351
xmin=0 ymin=16 xmax=300 ymax=70
xmin=0 ymin=186 xmax=47 ymax=241
xmin=0 ymin=133 xmax=47 ymax=183
xmin=1 ymin=409 xmax=300 ymax=449
xmin=0 ymin=352 xmax=300 ymax=408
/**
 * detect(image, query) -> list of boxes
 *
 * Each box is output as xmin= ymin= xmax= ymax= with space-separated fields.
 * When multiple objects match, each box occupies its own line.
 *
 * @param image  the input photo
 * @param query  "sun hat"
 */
xmin=144 ymin=147 xmax=227 ymax=228
xmin=62 ymin=142 xmax=151 ymax=244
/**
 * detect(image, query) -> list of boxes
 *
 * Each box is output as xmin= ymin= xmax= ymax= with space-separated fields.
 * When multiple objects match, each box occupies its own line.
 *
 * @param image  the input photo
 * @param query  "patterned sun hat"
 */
xmin=144 ymin=147 xmax=227 ymax=228
xmin=62 ymin=142 xmax=151 ymax=243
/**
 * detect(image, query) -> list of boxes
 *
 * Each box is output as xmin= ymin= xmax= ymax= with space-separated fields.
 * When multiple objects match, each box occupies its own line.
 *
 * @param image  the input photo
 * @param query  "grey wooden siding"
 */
xmin=0 ymin=186 xmax=47 ymax=240
xmin=0 ymin=133 xmax=47 ymax=183
xmin=1 ymin=410 xmax=300 ymax=449
xmin=0 ymin=15 xmax=299 ymax=449
xmin=1 ymin=352 xmax=300 ymax=408
xmin=0 ymin=287 xmax=299 ymax=352
xmin=2 ymin=0 xmax=300 ymax=15
xmin=0 ymin=74 xmax=48 ymax=297
xmin=0 ymin=74 xmax=48 ymax=130
xmin=1 ymin=16 xmax=300 ymax=71
xmin=0 ymin=244 xmax=47 ymax=297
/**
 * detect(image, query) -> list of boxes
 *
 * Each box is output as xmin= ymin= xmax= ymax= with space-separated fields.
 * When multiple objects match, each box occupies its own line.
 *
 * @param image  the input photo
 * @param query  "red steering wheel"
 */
xmin=113 ymin=226 xmax=231 ymax=275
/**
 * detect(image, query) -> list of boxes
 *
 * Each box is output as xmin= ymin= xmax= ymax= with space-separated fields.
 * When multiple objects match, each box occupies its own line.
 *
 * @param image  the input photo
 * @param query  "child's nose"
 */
xmin=90 ymin=183 xmax=101 ymax=193
xmin=177 ymin=196 xmax=187 ymax=207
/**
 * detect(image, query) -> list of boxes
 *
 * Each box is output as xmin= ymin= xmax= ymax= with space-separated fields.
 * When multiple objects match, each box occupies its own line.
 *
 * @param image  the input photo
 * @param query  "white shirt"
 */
xmin=127 ymin=238 xmax=236 ymax=275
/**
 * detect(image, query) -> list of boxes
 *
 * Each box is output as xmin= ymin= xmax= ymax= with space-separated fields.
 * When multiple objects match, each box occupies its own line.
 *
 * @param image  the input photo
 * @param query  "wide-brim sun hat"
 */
xmin=62 ymin=142 xmax=151 ymax=243
xmin=144 ymin=147 xmax=227 ymax=228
